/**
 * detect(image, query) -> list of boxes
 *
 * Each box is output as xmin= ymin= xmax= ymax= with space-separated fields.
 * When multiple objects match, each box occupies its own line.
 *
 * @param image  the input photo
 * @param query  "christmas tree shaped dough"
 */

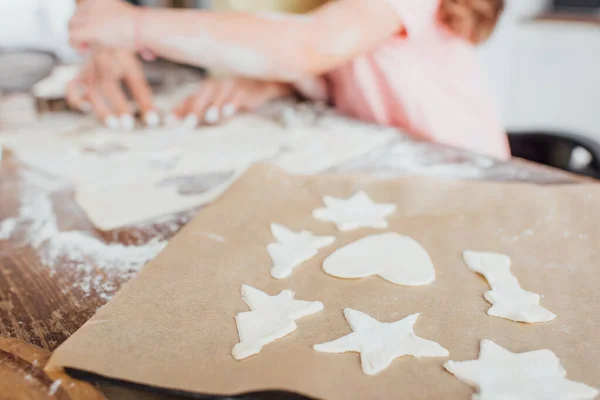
xmin=444 ymin=340 xmax=599 ymax=400
xmin=463 ymin=251 xmax=556 ymax=323
xmin=312 ymin=191 xmax=396 ymax=231
xmin=314 ymin=309 xmax=448 ymax=375
xmin=323 ymin=233 xmax=435 ymax=286
xmin=232 ymin=285 xmax=323 ymax=360
xmin=267 ymin=223 xmax=336 ymax=279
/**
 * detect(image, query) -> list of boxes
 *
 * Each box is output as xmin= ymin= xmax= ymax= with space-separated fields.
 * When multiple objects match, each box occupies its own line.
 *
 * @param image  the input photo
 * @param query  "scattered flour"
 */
xmin=3 ymin=172 xmax=167 ymax=300
xmin=48 ymin=379 xmax=62 ymax=396
xmin=0 ymin=218 xmax=16 ymax=240
xmin=200 ymin=232 xmax=226 ymax=242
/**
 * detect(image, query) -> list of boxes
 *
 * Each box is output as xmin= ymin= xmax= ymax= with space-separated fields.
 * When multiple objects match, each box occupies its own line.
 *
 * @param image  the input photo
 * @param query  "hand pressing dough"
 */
xmin=232 ymin=285 xmax=323 ymax=360
xmin=312 ymin=191 xmax=396 ymax=231
xmin=323 ymin=233 xmax=435 ymax=286
xmin=267 ymin=223 xmax=335 ymax=279
xmin=444 ymin=339 xmax=599 ymax=400
xmin=463 ymin=251 xmax=556 ymax=323
xmin=314 ymin=309 xmax=448 ymax=376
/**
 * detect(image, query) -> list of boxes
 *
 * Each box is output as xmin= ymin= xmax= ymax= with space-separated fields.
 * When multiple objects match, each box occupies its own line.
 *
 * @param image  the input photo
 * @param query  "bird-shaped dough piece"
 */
xmin=267 ymin=223 xmax=335 ymax=279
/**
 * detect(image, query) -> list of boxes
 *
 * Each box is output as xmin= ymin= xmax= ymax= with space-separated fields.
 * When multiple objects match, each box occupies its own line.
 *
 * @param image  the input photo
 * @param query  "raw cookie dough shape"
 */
xmin=444 ymin=339 xmax=599 ymax=400
xmin=463 ymin=251 xmax=556 ymax=323
xmin=267 ymin=223 xmax=336 ymax=279
xmin=232 ymin=285 xmax=324 ymax=360
xmin=313 ymin=309 xmax=448 ymax=376
xmin=312 ymin=191 xmax=397 ymax=231
xmin=323 ymin=233 xmax=435 ymax=286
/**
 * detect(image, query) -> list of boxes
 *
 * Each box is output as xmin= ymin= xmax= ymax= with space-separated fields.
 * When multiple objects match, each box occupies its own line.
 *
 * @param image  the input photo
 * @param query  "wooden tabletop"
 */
xmin=0 ymin=92 xmax=588 ymax=399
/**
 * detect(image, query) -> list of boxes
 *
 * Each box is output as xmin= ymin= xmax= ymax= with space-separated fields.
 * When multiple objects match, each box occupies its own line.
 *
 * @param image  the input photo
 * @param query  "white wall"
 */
xmin=478 ymin=0 xmax=600 ymax=140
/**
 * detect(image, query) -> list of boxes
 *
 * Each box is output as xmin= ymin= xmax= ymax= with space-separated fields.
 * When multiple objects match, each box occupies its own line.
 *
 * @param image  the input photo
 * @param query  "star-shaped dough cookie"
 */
xmin=268 ymin=223 xmax=336 ymax=279
xmin=314 ymin=309 xmax=448 ymax=375
xmin=444 ymin=340 xmax=599 ymax=400
xmin=232 ymin=285 xmax=323 ymax=360
xmin=312 ymin=191 xmax=396 ymax=231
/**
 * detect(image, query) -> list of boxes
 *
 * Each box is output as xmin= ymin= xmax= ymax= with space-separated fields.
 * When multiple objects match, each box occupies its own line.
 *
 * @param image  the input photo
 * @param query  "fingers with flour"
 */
xmin=99 ymin=79 xmax=134 ymax=130
xmin=87 ymin=87 xmax=119 ymax=129
xmin=120 ymin=53 xmax=159 ymax=127
xmin=178 ymin=81 xmax=218 ymax=129
xmin=206 ymin=80 xmax=238 ymax=122
xmin=66 ymin=79 xmax=90 ymax=113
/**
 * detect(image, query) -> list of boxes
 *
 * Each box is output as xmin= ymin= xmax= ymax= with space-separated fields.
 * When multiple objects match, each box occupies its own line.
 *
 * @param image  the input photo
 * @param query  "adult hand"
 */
xmin=66 ymin=48 xmax=158 ymax=130
xmin=169 ymin=78 xmax=291 ymax=129
xmin=69 ymin=0 xmax=138 ymax=52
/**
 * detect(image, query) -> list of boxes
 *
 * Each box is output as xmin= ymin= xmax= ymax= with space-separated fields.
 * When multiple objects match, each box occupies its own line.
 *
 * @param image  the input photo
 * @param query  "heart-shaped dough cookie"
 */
xmin=323 ymin=233 xmax=435 ymax=286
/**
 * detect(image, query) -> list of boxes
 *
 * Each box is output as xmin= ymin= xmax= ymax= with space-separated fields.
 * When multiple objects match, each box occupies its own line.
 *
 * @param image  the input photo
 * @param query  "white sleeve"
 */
xmin=0 ymin=0 xmax=79 ymax=62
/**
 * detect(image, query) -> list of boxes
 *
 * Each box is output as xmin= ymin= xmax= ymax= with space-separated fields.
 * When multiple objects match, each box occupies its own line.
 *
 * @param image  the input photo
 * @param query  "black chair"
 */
xmin=508 ymin=131 xmax=600 ymax=179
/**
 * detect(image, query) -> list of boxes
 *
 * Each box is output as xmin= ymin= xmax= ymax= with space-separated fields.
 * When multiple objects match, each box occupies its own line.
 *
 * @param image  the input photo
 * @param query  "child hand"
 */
xmin=168 ymin=78 xmax=292 ymax=129
xmin=69 ymin=0 xmax=138 ymax=52
xmin=66 ymin=48 xmax=156 ymax=130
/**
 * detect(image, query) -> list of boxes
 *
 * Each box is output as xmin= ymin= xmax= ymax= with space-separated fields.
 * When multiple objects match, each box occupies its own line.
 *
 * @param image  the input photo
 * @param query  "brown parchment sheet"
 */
xmin=47 ymin=164 xmax=600 ymax=399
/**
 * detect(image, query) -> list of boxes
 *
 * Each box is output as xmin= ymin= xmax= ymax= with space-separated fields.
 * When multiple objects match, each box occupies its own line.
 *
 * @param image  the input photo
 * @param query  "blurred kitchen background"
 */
xmin=0 ymin=0 xmax=599 ymax=174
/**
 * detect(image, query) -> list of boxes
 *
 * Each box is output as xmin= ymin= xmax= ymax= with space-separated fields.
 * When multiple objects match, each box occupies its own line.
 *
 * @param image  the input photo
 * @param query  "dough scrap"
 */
xmin=444 ymin=339 xmax=599 ymax=400
xmin=275 ymin=126 xmax=391 ymax=175
xmin=312 ymin=191 xmax=396 ymax=231
xmin=314 ymin=309 xmax=448 ymax=376
xmin=267 ymin=223 xmax=336 ymax=279
xmin=232 ymin=285 xmax=323 ymax=360
xmin=323 ymin=233 xmax=435 ymax=286
xmin=463 ymin=251 xmax=556 ymax=323
xmin=75 ymin=172 xmax=240 ymax=231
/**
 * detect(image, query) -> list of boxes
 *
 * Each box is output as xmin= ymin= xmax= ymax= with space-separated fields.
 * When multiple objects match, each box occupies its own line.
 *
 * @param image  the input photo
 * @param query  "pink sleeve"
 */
xmin=384 ymin=0 xmax=440 ymax=37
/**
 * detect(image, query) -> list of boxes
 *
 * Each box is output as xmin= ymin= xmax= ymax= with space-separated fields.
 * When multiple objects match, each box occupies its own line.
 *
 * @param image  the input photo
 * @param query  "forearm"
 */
xmin=141 ymin=1 xmax=399 ymax=81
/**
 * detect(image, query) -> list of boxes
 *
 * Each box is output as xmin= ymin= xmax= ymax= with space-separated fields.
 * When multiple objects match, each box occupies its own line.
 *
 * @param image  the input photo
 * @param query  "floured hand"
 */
xmin=66 ymin=48 xmax=158 ymax=130
xmin=69 ymin=0 xmax=138 ymax=51
xmin=168 ymin=78 xmax=291 ymax=129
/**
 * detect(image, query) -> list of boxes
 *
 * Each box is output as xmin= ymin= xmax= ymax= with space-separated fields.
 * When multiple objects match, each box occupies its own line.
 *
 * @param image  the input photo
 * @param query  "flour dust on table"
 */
xmin=323 ymin=233 xmax=435 ymax=286
xmin=444 ymin=340 xmax=599 ymax=400
xmin=1 ymin=112 xmax=393 ymax=230
xmin=267 ymin=223 xmax=336 ymax=279
xmin=463 ymin=251 xmax=556 ymax=323
xmin=0 ymin=170 xmax=168 ymax=299
xmin=312 ymin=191 xmax=397 ymax=231
xmin=314 ymin=309 xmax=449 ymax=376
xmin=232 ymin=285 xmax=324 ymax=360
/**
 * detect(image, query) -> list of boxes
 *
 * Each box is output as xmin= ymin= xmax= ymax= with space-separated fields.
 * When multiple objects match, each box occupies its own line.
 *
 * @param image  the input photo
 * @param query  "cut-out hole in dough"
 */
xmin=445 ymin=339 xmax=598 ymax=400
xmin=323 ymin=233 xmax=435 ymax=286
xmin=312 ymin=191 xmax=396 ymax=231
xmin=462 ymin=251 xmax=556 ymax=323
xmin=267 ymin=223 xmax=335 ymax=279
xmin=314 ymin=309 xmax=448 ymax=376
xmin=232 ymin=285 xmax=324 ymax=360
xmin=158 ymin=171 xmax=235 ymax=195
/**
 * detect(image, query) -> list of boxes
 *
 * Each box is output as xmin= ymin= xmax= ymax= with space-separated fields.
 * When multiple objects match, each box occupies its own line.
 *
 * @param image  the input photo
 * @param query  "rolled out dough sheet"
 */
xmin=47 ymin=165 xmax=600 ymax=399
xmin=3 ymin=113 xmax=393 ymax=230
xmin=75 ymin=171 xmax=241 ymax=231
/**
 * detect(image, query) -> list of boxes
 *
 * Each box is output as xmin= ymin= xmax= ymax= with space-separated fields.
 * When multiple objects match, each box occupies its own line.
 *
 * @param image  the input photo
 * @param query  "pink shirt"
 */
xmin=328 ymin=0 xmax=510 ymax=160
